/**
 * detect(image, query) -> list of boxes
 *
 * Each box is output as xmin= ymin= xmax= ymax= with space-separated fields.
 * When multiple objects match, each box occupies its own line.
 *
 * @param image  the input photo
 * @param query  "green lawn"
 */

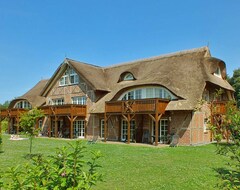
xmin=0 ymin=134 xmax=226 ymax=190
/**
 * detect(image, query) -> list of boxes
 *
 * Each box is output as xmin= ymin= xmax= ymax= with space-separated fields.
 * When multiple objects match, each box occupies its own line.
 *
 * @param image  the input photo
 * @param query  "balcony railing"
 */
xmin=0 ymin=108 xmax=27 ymax=118
xmin=0 ymin=104 xmax=87 ymax=118
xmin=105 ymin=98 xmax=169 ymax=114
xmin=40 ymin=104 xmax=87 ymax=116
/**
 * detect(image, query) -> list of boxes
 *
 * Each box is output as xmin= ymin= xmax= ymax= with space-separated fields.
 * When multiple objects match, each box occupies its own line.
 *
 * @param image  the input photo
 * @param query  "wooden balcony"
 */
xmin=0 ymin=108 xmax=28 ymax=118
xmin=105 ymin=98 xmax=169 ymax=114
xmin=40 ymin=104 xmax=87 ymax=117
xmin=211 ymin=101 xmax=227 ymax=115
xmin=0 ymin=105 xmax=87 ymax=119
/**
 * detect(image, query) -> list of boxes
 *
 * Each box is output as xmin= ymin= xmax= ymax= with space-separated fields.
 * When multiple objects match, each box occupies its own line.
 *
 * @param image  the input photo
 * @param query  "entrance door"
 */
xmin=73 ymin=120 xmax=85 ymax=138
xmin=152 ymin=119 xmax=168 ymax=143
xmin=121 ymin=120 xmax=135 ymax=141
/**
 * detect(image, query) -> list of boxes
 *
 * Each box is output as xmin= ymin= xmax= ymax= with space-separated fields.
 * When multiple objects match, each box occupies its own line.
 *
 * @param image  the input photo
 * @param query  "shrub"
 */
xmin=0 ymin=141 xmax=103 ymax=189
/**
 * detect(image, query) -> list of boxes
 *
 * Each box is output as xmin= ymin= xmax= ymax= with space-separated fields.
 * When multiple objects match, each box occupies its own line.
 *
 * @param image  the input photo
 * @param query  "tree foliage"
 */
xmin=19 ymin=108 xmax=44 ymax=154
xmin=229 ymin=68 xmax=240 ymax=108
xmin=216 ymin=103 xmax=240 ymax=189
xmin=0 ymin=100 xmax=10 ymax=109
xmin=0 ymin=141 xmax=102 ymax=190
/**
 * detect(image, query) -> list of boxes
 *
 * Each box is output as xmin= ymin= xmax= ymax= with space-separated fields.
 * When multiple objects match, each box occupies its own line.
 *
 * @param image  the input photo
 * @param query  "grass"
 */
xmin=0 ymin=134 xmax=227 ymax=190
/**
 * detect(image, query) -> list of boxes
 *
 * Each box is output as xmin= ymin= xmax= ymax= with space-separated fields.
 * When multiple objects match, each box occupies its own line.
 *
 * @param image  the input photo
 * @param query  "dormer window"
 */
xmin=123 ymin=73 xmax=134 ymax=81
xmin=118 ymin=72 xmax=135 ymax=82
xmin=14 ymin=100 xmax=32 ymax=109
xmin=214 ymin=67 xmax=222 ymax=78
xmin=119 ymin=86 xmax=177 ymax=100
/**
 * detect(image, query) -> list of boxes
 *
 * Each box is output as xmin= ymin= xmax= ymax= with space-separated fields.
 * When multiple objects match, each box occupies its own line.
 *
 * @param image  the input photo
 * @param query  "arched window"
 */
xmin=123 ymin=73 xmax=134 ymax=81
xmin=118 ymin=72 xmax=135 ymax=82
xmin=14 ymin=100 xmax=32 ymax=109
xmin=119 ymin=86 xmax=176 ymax=100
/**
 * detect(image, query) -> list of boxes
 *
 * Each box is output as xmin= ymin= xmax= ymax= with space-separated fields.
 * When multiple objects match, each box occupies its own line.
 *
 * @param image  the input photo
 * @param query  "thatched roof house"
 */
xmin=2 ymin=46 xmax=234 ymax=145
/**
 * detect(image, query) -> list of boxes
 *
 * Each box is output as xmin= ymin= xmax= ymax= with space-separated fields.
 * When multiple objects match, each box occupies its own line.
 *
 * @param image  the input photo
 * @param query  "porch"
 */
xmin=104 ymin=98 xmax=170 ymax=146
xmin=0 ymin=104 xmax=87 ymax=137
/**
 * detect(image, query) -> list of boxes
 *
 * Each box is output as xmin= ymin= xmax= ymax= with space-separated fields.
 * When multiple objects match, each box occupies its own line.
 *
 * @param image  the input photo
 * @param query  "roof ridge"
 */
xmin=103 ymin=46 xmax=209 ymax=69
xmin=65 ymin=58 xmax=101 ymax=68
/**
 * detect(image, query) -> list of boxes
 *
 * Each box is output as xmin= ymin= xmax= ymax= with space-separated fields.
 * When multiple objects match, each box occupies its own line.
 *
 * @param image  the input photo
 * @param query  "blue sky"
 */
xmin=0 ymin=0 xmax=239 ymax=104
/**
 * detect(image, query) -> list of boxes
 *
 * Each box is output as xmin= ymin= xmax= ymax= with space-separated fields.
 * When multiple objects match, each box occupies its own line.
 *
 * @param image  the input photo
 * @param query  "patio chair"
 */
xmin=87 ymin=136 xmax=99 ymax=144
xmin=169 ymin=134 xmax=179 ymax=147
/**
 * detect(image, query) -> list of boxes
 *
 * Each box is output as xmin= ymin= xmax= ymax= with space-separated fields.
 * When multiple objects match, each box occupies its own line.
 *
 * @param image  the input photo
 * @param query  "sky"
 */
xmin=0 ymin=0 xmax=240 ymax=104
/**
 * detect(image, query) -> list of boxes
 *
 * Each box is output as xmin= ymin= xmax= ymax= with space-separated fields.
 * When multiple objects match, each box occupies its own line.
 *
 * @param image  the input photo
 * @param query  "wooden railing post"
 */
xmin=104 ymin=112 xmax=107 ymax=142
xmin=127 ymin=113 xmax=131 ymax=144
xmin=155 ymin=112 xmax=158 ymax=146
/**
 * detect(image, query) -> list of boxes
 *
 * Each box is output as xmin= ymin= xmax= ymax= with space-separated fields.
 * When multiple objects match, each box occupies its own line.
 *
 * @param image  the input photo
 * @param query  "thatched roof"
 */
xmin=10 ymin=46 xmax=234 ymax=113
xmin=90 ymin=46 xmax=234 ymax=113
xmin=9 ymin=79 xmax=48 ymax=108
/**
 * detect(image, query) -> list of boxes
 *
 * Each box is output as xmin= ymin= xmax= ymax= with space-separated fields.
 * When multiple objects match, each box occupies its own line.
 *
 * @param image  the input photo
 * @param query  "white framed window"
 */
xmin=123 ymin=73 xmax=134 ymax=81
xmin=69 ymin=68 xmax=79 ymax=84
xmin=135 ymin=89 xmax=142 ymax=99
xmin=100 ymin=119 xmax=105 ymax=138
xmin=214 ymin=67 xmax=222 ymax=78
xmin=59 ymin=67 xmax=79 ymax=86
xmin=119 ymin=86 xmax=176 ymax=100
xmin=59 ymin=73 xmax=68 ymax=86
xmin=38 ymin=119 xmax=43 ymax=129
xmin=152 ymin=119 xmax=168 ymax=144
xmin=146 ymin=88 xmax=154 ymax=98
xmin=71 ymin=96 xmax=86 ymax=105
xmin=203 ymin=118 xmax=209 ymax=132
xmin=52 ymin=98 xmax=64 ymax=105
xmin=14 ymin=100 xmax=32 ymax=109
xmin=73 ymin=120 xmax=85 ymax=138
xmin=121 ymin=120 xmax=135 ymax=141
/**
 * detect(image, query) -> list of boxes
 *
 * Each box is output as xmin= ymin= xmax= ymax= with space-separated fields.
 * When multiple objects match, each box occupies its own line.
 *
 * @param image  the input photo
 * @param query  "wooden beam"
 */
xmin=54 ymin=116 xmax=58 ymax=138
xmin=8 ymin=118 xmax=11 ymax=134
xmin=148 ymin=114 xmax=156 ymax=122
xmin=104 ymin=112 xmax=108 ymax=142
xmin=16 ymin=116 xmax=20 ymax=135
xmin=70 ymin=115 xmax=73 ymax=139
xmin=127 ymin=113 xmax=131 ymax=144
xmin=48 ymin=116 xmax=52 ymax=137
xmin=155 ymin=112 xmax=158 ymax=146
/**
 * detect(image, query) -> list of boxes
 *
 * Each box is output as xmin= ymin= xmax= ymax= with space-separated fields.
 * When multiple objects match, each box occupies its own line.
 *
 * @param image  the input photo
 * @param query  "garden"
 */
xmin=0 ymin=134 xmax=230 ymax=190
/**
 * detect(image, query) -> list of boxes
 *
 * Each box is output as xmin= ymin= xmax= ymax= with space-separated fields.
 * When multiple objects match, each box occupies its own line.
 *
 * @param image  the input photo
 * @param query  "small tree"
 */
xmin=1 ymin=118 xmax=9 ymax=134
xmin=0 ymin=131 xmax=2 ymax=153
xmin=216 ymin=102 xmax=240 ymax=189
xmin=19 ymin=108 xmax=44 ymax=154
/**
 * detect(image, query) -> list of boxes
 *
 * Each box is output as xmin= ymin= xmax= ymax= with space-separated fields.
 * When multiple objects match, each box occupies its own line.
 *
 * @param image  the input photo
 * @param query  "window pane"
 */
xmin=127 ymin=91 xmax=134 ymax=100
xmin=135 ymin=89 xmax=142 ymax=99
xmin=146 ymin=88 xmax=154 ymax=98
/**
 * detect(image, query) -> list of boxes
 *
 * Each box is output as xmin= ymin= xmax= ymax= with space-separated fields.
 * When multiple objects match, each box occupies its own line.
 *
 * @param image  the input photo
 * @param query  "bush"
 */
xmin=0 ymin=141 xmax=103 ymax=189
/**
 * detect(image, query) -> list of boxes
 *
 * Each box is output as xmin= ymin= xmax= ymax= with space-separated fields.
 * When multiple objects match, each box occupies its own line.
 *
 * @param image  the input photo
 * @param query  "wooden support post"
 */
xmin=8 ymin=118 xmax=11 ymax=134
xmin=84 ymin=118 xmax=87 ymax=139
xmin=70 ymin=115 xmax=73 ymax=139
xmin=127 ymin=113 xmax=131 ymax=144
xmin=155 ymin=112 xmax=158 ymax=146
xmin=48 ymin=116 xmax=51 ymax=137
xmin=104 ymin=112 xmax=107 ymax=142
xmin=16 ymin=117 xmax=20 ymax=135
xmin=55 ymin=116 xmax=58 ymax=138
